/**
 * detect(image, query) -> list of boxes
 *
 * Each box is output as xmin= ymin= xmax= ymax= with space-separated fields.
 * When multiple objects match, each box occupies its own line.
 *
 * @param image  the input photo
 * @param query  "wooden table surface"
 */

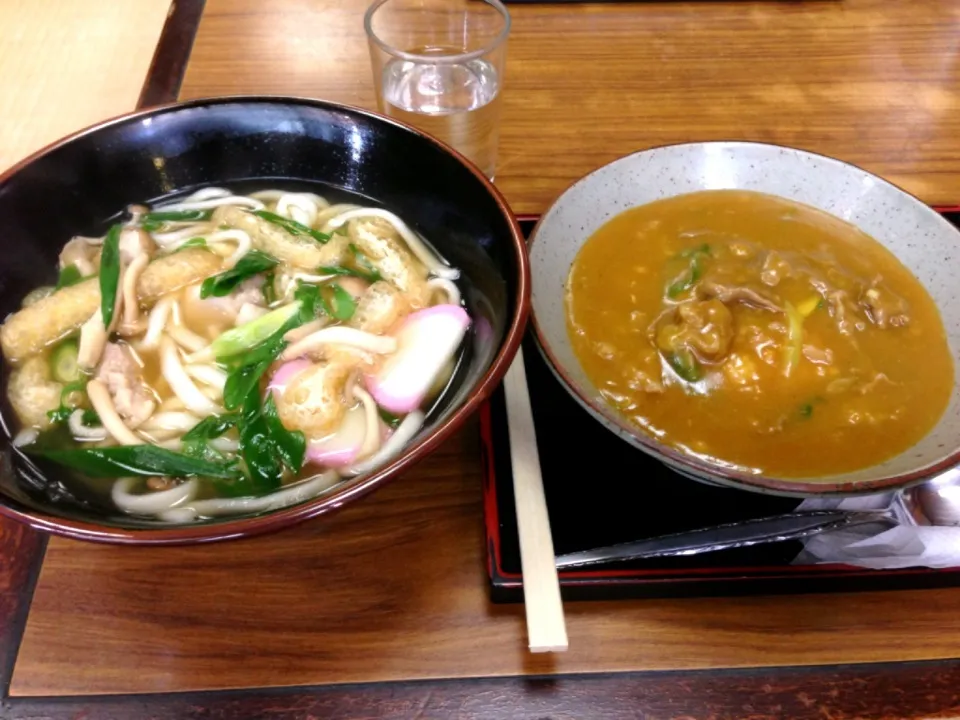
xmin=4 ymin=0 xmax=960 ymax=718
xmin=180 ymin=0 xmax=960 ymax=213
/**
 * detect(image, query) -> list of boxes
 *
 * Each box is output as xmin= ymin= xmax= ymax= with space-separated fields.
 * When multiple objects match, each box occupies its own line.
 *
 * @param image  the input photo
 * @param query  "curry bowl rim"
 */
xmin=528 ymin=139 xmax=960 ymax=497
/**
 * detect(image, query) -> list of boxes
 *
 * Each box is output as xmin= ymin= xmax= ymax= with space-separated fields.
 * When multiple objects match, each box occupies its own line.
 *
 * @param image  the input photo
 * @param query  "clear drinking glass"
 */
xmin=364 ymin=0 xmax=510 ymax=180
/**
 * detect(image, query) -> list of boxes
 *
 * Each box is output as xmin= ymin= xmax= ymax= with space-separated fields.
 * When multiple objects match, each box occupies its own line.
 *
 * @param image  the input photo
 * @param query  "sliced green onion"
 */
xmin=680 ymin=243 xmax=711 ymax=258
xmin=667 ymin=246 xmax=710 ymax=299
xmin=46 ymin=379 xmax=89 ymax=425
xmin=209 ymin=301 xmax=302 ymax=362
xmin=50 ymin=340 xmax=81 ymax=383
xmin=99 ymin=224 xmax=122 ymax=328
xmin=666 ymin=349 xmax=702 ymax=383
xmin=80 ymin=409 xmax=101 ymax=426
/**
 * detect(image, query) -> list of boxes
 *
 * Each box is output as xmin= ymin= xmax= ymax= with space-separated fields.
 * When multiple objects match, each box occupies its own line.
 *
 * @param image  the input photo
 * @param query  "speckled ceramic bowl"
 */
xmin=529 ymin=141 xmax=960 ymax=497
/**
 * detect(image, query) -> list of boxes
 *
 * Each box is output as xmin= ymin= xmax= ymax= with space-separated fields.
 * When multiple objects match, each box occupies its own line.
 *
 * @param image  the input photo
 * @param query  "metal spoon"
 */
xmin=554 ymin=468 xmax=960 ymax=570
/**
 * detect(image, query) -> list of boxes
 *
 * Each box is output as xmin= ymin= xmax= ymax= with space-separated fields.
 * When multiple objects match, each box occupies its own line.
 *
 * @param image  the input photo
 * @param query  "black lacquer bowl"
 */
xmin=0 ymin=96 xmax=529 ymax=544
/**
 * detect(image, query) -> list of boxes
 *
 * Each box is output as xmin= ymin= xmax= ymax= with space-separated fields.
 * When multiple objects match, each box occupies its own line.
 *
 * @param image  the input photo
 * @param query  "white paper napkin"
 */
xmin=791 ymin=472 xmax=960 ymax=569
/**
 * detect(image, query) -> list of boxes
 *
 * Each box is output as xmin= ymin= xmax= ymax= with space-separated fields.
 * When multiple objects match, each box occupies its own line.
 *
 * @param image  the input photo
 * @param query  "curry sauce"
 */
xmin=565 ymin=189 xmax=953 ymax=477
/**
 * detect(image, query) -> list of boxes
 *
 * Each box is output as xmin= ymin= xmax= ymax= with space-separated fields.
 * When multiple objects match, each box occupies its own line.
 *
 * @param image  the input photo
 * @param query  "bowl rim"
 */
xmin=528 ymin=139 xmax=960 ymax=497
xmin=0 ymin=94 xmax=531 ymax=543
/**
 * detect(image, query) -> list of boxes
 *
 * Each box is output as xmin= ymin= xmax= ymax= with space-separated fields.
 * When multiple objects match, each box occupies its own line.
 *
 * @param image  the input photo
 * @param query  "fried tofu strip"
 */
xmin=0 ymin=248 xmax=221 ymax=363
xmin=349 ymin=280 xmax=411 ymax=335
xmin=349 ymin=218 xmax=430 ymax=308
xmin=7 ymin=356 xmax=62 ymax=429
xmin=214 ymin=206 xmax=348 ymax=269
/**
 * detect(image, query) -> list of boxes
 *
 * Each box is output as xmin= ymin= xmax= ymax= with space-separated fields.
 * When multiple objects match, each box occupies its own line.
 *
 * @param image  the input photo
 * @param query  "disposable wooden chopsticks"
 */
xmin=502 ymin=347 xmax=569 ymax=653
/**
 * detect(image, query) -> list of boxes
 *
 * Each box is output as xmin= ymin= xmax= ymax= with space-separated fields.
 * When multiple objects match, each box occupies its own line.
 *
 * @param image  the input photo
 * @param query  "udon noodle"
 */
xmin=1 ymin=187 xmax=470 ymax=522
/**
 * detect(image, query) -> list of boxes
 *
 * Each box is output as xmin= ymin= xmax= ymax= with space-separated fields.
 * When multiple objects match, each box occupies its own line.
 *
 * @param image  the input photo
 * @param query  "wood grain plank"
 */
xmin=12 ymin=420 xmax=960 ymax=696
xmin=179 ymin=0 xmax=960 ymax=214
xmin=0 ymin=518 xmax=45 ymax=698
xmin=10 ymin=0 xmax=960 ymax=705
xmin=7 ymin=660 xmax=960 ymax=719
xmin=0 ymin=0 xmax=174 ymax=173
xmin=0 ymin=0 xmax=184 ymax=703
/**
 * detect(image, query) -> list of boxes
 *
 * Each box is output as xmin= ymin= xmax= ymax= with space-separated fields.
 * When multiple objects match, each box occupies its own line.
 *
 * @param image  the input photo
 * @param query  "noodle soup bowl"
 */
xmin=530 ymin=141 xmax=960 ymax=497
xmin=0 ymin=96 xmax=528 ymax=543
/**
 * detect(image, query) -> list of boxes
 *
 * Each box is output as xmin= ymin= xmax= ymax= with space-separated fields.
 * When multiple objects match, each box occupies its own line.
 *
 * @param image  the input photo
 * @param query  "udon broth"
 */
xmin=1 ymin=185 xmax=470 ymax=522
xmin=565 ymin=189 xmax=953 ymax=478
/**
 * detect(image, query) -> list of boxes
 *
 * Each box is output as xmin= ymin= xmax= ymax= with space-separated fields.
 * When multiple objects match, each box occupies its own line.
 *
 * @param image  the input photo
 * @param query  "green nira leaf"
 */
xmin=182 ymin=413 xmax=241 ymax=443
xmin=80 ymin=409 xmax=101 ymax=426
xmin=55 ymin=265 xmax=85 ymax=290
xmin=200 ymin=250 xmax=278 ymax=299
xmin=220 ymin=308 xmax=303 ymax=412
xmin=181 ymin=413 xmax=240 ymax=463
xmin=299 ymin=279 xmax=355 ymax=322
xmin=261 ymin=271 xmax=277 ymax=305
xmin=177 ymin=237 xmax=207 ymax=251
xmin=316 ymin=243 xmax=382 ymax=283
xmin=230 ymin=387 xmax=305 ymax=496
xmin=321 ymin=284 xmax=356 ymax=322
xmin=263 ymin=393 xmax=305 ymax=472
xmin=99 ymin=224 xmax=122 ymax=327
xmin=141 ymin=209 xmax=213 ymax=232
xmin=251 ymin=210 xmax=330 ymax=244
xmin=378 ymin=407 xmax=402 ymax=429
xmin=237 ymin=384 xmax=283 ymax=494
xmin=796 ymin=396 xmax=825 ymax=421
xmin=28 ymin=445 xmax=240 ymax=479
xmin=315 ymin=264 xmax=372 ymax=282
xmin=293 ymin=282 xmax=321 ymax=320
xmin=218 ymin=295 xmax=312 ymax=412
xmin=223 ymin=354 xmax=278 ymax=411
xmin=350 ymin=244 xmax=381 ymax=280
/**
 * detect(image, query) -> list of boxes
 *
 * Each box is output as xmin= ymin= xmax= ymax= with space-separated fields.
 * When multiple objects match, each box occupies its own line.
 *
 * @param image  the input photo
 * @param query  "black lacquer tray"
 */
xmin=481 ymin=211 xmax=960 ymax=603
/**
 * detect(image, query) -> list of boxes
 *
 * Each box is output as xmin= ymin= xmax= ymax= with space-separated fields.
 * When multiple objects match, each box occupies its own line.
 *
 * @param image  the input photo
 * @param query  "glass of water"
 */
xmin=364 ymin=0 xmax=510 ymax=180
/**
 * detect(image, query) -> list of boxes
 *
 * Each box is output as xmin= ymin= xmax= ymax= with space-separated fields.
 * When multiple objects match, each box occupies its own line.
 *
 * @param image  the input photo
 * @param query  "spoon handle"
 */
xmin=554 ymin=509 xmax=889 ymax=569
